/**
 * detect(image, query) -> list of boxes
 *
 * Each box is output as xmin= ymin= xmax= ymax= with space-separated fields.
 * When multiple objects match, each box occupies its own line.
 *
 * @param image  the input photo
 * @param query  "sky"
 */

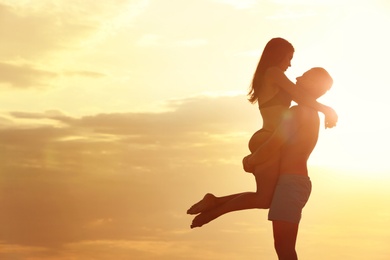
xmin=0 ymin=0 xmax=390 ymax=259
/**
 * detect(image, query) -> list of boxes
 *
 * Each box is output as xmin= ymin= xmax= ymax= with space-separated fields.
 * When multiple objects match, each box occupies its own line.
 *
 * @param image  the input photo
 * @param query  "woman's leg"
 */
xmin=248 ymin=128 xmax=272 ymax=153
xmin=190 ymin=157 xmax=280 ymax=228
xmin=187 ymin=193 xmax=244 ymax=215
xmin=187 ymin=129 xmax=273 ymax=215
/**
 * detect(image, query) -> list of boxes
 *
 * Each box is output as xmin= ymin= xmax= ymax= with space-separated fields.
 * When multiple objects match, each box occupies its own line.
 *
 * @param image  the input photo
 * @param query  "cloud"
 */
xmin=0 ymin=1 xmax=148 ymax=60
xmin=0 ymin=95 xmax=257 ymax=254
xmin=9 ymin=94 xmax=255 ymax=141
xmin=0 ymin=1 xmax=143 ymax=89
xmin=9 ymin=110 xmax=71 ymax=122
xmin=0 ymin=62 xmax=57 ymax=88
xmin=0 ymin=243 xmax=49 ymax=260
xmin=0 ymin=62 xmax=106 ymax=88
xmin=0 ymin=3 xmax=95 ymax=60
xmin=1 ymin=96 xmax=390 ymax=259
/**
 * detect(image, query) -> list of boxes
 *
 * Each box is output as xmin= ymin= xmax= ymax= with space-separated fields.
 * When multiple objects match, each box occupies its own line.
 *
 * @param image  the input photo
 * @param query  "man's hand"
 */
xmin=242 ymin=154 xmax=255 ymax=173
xmin=323 ymin=106 xmax=338 ymax=129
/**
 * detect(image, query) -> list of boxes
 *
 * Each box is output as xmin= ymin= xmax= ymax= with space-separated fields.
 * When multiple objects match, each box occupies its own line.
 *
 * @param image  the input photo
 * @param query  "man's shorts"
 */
xmin=268 ymin=174 xmax=312 ymax=224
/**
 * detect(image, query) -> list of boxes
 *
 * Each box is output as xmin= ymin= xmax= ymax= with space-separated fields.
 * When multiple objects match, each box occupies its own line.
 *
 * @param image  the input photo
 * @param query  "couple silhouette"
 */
xmin=187 ymin=38 xmax=337 ymax=260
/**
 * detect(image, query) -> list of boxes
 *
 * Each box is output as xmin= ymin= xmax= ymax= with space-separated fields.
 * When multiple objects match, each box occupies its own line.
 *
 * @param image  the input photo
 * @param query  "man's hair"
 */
xmin=311 ymin=67 xmax=333 ymax=91
xmin=306 ymin=67 xmax=333 ymax=99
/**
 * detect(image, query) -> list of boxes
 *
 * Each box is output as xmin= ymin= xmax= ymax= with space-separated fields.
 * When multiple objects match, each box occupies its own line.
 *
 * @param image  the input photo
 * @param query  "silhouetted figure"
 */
xmin=187 ymin=38 xmax=337 ymax=227
xmin=244 ymin=67 xmax=334 ymax=260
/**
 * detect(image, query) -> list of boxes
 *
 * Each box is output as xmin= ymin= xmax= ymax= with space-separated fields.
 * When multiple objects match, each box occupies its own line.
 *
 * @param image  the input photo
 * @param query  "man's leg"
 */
xmin=272 ymin=220 xmax=299 ymax=260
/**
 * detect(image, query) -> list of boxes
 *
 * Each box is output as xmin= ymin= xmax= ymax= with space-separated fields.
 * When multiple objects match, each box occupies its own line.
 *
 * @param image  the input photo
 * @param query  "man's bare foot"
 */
xmin=187 ymin=193 xmax=216 ymax=215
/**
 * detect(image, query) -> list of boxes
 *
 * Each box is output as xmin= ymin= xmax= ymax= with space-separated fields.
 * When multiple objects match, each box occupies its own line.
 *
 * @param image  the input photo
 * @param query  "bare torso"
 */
xmin=279 ymin=106 xmax=320 ymax=176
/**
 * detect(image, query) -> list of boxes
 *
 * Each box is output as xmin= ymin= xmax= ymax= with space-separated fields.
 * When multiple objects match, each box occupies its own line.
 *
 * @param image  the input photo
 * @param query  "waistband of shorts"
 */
xmin=279 ymin=174 xmax=310 ymax=181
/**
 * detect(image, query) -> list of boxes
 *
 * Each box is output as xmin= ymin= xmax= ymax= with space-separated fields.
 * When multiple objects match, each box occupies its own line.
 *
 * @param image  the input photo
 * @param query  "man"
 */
xmin=244 ymin=67 xmax=334 ymax=260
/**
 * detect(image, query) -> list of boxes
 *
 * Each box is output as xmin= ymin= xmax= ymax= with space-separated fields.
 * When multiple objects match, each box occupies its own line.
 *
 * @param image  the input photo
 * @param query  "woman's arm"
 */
xmin=267 ymin=67 xmax=338 ymax=128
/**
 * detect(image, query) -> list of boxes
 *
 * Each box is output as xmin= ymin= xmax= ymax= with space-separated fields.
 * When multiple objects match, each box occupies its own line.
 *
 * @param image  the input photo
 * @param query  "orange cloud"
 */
xmin=0 ymin=93 xmax=389 ymax=260
xmin=0 ymin=62 xmax=57 ymax=88
xmin=0 ymin=95 xmax=256 ymax=257
xmin=0 ymin=3 xmax=96 ymax=60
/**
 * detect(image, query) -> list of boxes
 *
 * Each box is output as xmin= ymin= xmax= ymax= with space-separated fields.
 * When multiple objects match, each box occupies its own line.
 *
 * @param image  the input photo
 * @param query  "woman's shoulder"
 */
xmin=264 ymin=66 xmax=284 ymax=77
xmin=263 ymin=67 xmax=285 ymax=87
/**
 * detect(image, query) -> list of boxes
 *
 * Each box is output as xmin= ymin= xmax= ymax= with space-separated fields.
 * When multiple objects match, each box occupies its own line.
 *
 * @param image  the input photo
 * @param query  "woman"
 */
xmin=247 ymin=38 xmax=336 ymax=153
xmin=187 ymin=38 xmax=337 ymax=228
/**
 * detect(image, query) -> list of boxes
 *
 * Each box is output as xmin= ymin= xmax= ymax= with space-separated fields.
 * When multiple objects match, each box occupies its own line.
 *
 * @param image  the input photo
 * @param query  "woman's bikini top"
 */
xmin=258 ymin=89 xmax=291 ymax=109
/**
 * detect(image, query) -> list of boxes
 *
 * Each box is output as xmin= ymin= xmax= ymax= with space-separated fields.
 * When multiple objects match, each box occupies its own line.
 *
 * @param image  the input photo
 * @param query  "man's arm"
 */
xmin=244 ymin=107 xmax=305 ymax=169
xmin=268 ymin=67 xmax=337 ymax=128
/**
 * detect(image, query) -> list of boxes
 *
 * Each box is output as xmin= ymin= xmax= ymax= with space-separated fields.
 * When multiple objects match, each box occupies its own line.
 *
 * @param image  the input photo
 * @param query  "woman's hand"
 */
xmin=243 ymin=154 xmax=255 ymax=173
xmin=323 ymin=106 xmax=338 ymax=129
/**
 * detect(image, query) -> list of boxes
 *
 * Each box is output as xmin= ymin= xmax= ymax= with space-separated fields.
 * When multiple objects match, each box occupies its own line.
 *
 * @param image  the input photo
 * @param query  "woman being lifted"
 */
xmin=187 ymin=37 xmax=337 ymax=228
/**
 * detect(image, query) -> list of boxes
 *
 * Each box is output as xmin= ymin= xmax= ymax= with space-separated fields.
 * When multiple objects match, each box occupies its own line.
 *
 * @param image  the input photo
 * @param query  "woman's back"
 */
xmin=248 ymin=68 xmax=291 ymax=153
xmin=259 ymin=68 xmax=291 ymax=128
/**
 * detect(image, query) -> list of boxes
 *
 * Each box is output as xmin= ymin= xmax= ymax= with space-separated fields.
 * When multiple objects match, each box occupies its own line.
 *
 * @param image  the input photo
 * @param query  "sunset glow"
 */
xmin=1 ymin=1 xmax=390 ymax=259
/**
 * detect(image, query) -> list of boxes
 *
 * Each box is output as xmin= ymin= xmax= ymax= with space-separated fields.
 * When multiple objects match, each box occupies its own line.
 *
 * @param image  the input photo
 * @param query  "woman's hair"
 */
xmin=247 ymin=37 xmax=294 ymax=104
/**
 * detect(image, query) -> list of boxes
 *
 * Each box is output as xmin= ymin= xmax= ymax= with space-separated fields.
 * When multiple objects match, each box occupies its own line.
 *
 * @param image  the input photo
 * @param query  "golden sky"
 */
xmin=1 ymin=0 xmax=390 ymax=259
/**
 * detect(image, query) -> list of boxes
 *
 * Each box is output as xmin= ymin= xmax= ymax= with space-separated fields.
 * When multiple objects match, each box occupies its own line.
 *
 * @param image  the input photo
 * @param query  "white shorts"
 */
xmin=268 ymin=174 xmax=312 ymax=224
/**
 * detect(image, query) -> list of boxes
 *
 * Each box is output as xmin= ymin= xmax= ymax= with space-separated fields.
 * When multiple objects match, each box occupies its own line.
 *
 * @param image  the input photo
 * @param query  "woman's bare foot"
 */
xmin=190 ymin=211 xmax=214 ymax=228
xmin=187 ymin=193 xmax=216 ymax=215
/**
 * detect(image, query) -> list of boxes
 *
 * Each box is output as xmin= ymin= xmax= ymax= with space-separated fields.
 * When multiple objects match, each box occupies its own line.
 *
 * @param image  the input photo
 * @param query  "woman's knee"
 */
xmin=248 ymin=130 xmax=272 ymax=153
